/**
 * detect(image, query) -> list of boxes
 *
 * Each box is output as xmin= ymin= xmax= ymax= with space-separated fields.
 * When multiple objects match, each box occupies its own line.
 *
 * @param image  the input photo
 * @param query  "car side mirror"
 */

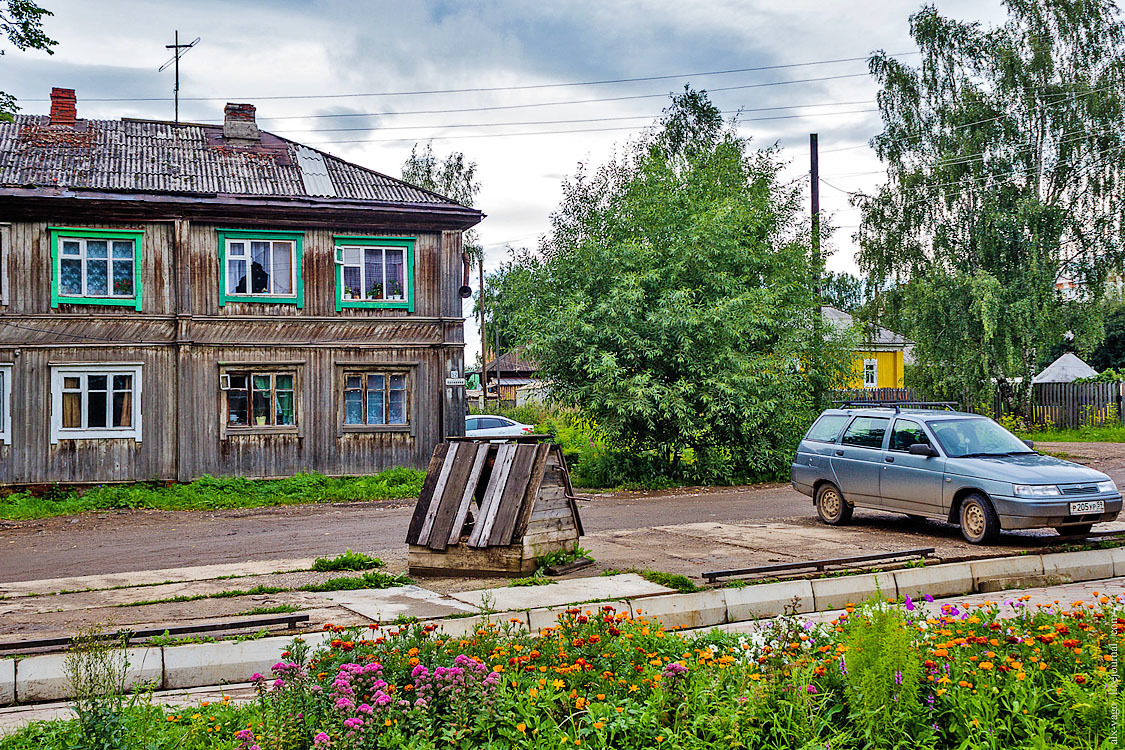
xmin=908 ymin=443 xmax=937 ymax=457
xmin=1023 ymin=439 xmax=1035 ymax=449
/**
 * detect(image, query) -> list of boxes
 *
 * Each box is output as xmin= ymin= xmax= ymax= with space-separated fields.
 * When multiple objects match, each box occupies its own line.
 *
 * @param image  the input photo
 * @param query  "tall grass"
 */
xmin=0 ymin=468 xmax=425 ymax=521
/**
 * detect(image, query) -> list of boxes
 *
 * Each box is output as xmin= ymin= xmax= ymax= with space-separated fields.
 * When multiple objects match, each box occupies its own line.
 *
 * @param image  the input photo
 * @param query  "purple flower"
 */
xmin=805 ymin=684 xmax=818 ymax=694
xmin=904 ymin=595 xmax=915 ymax=611
xmin=894 ymin=670 xmax=903 ymax=685
xmin=923 ymin=594 xmax=934 ymax=603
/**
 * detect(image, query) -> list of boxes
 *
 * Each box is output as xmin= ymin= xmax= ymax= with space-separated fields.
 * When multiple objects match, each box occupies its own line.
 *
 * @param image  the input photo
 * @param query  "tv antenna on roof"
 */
xmin=159 ymin=30 xmax=200 ymax=124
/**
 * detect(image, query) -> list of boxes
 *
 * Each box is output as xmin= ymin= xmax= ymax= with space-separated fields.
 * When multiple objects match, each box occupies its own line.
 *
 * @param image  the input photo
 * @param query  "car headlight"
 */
xmin=1097 ymin=480 xmax=1117 ymax=493
xmin=1012 ymin=484 xmax=1061 ymax=497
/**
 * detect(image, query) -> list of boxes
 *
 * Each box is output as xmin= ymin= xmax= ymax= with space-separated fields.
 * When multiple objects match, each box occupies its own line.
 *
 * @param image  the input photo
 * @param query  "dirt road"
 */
xmin=0 ymin=440 xmax=1121 ymax=584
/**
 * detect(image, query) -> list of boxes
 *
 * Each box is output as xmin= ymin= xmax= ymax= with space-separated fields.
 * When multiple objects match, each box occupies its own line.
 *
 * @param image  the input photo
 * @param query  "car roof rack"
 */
xmin=832 ymin=400 xmax=959 ymax=413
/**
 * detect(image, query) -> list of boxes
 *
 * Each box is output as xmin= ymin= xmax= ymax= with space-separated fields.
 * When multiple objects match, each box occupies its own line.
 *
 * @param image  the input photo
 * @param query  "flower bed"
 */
xmin=1 ymin=593 xmax=1119 ymax=750
xmin=233 ymin=593 xmax=1120 ymax=749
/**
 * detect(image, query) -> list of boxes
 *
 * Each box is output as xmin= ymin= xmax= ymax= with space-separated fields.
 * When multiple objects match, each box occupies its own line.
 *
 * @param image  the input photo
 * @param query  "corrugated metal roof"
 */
xmin=821 ymin=305 xmax=911 ymax=348
xmin=0 ymin=115 xmax=463 ymax=206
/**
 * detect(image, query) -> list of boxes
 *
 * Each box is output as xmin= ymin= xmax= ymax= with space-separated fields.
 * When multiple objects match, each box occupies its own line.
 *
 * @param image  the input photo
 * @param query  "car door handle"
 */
xmin=884 ymin=456 xmax=894 ymax=463
xmin=834 ymin=450 xmax=844 ymax=456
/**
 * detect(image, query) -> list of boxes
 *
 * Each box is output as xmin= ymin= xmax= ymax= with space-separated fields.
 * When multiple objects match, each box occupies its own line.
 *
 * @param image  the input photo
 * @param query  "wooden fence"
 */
xmin=1020 ymin=382 xmax=1124 ymax=429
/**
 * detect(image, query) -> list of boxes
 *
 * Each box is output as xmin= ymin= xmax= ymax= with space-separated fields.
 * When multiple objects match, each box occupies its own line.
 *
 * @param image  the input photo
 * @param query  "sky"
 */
xmin=4 ymin=0 xmax=1010 ymax=363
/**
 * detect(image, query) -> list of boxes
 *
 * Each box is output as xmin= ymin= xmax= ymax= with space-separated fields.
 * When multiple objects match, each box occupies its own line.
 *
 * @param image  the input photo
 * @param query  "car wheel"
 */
xmin=1055 ymin=524 xmax=1094 ymax=537
xmin=958 ymin=493 xmax=1000 ymax=544
xmin=816 ymin=483 xmax=853 ymax=525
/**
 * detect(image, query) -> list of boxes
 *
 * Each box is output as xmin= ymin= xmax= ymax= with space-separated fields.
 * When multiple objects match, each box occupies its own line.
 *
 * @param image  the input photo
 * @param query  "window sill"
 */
xmin=340 ymin=424 xmax=412 ymax=434
xmin=54 ymin=296 xmax=141 ymax=310
xmin=338 ymin=299 xmax=413 ymax=311
xmin=224 ymin=426 xmax=301 ymax=436
xmin=53 ymin=431 xmax=141 ymax=442
xmin=220 ymin=295 xmax=301 ymax=306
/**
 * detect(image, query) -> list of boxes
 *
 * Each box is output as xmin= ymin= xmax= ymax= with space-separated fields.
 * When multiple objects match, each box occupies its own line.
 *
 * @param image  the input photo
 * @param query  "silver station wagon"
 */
xmin=791 ymin=405 xmax=1122 ymax=544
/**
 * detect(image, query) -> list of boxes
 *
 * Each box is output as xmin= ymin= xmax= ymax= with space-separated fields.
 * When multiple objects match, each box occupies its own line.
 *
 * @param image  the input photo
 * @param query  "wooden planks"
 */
xmin=405 ymin=442 xmax=451 ymax=545
xmin=468 ymin=443 xmax=516 ymax=547
xmin=428 ymin=442 xmax=488 ymax=551
xmin=488 ymin=444 xmax=540 ymax=546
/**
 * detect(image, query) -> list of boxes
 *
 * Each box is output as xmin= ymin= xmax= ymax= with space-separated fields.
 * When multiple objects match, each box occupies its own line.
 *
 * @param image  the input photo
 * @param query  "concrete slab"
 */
xmin=325 ymin=586 xmax=476 ymax=622
xmin=449 ymin=573 xmax=674 ymax=612
xmin=725 ymin=580 xmax=814 ymax=622
xmin=968 ymin=554 xmax=1045 ymax=588
xmin=630 ymin=590 xmax=727 ymax=630
xmin=810 ymin=572 xmax=897 ymax=611
xmin=163 ymin=634 xmax=326 ymax=690
xmin=0 ymin=660 xmax=12 ymax=707
xmin=0 ymin=558 xmax=316 ymax=598
xmin=431 ymin=612 xmax=529 ymax=639
xmin=892 ymin=562 xmax=974 ymax=600
xmin=1041 ymin=549 xmax=1114 ymax=582
xmin=1111 ymin=546 xmax=1125 ymax=578
xmin=16 ymin=647 xmax=162 ymax=703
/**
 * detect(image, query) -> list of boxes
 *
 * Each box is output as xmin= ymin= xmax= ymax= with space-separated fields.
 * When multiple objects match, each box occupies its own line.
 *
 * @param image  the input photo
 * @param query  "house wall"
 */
xmin=847 ymin=350 xmax=905 ymax=390
xmin=0 ymin=217 xmax=467 ymax=483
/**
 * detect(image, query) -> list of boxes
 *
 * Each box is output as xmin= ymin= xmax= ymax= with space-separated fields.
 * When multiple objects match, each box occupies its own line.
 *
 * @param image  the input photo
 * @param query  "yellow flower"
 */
xmin=517 ymin=723 xmax=527 ymax=733
xmin=552 ymin=679 xmax=565 ymax=689
xmin=594 ymin=722 xmax=604 ymax=729
xmin=529 ymin=688 xmax=538 ymax=698
xmin=629 ymin=684 xmax=639 ymax=692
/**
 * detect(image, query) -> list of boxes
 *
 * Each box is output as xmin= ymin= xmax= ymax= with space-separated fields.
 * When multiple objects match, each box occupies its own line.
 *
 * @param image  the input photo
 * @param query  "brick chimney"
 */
xmin=223 ymin=102 xmax=260 ymax=142
xmin=50 ymin=87 xmax=77 ymax=127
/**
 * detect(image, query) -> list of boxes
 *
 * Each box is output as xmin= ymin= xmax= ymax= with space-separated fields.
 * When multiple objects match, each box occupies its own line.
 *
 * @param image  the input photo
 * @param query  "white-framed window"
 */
xmin=342 ymin=370 xmax=409 ymax=427
xmin=58 ymin=237 xmax=136 ymax=298
xmin=225 ymin=239 xmax=296 ymax=297
xmin=863 ymin=358 xmax=878 ymax=389
xmin=0 ymin=363 xmax=12 ymax=445
xmin=50 ymin=363 xmax=142 ymax=443
xmin=338 ymin=246 xmax=406 ymax=302
xmin=221 ymin=370 xmax=297 ymax=429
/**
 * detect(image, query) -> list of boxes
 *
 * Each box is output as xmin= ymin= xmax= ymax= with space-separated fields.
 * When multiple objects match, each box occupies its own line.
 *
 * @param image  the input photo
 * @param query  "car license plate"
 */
xmin=1069 ymin=500 xmax=1105 ymax=514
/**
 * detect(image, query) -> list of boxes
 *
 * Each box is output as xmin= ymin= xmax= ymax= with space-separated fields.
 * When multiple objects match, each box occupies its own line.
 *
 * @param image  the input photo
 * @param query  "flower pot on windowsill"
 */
xmin=255 ymin=416 xmax=267 ymax=426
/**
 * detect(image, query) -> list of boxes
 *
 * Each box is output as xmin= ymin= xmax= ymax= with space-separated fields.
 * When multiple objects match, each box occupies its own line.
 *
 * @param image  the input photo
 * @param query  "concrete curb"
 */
xmin=1 ymin=545 xmax=1119 ymax=706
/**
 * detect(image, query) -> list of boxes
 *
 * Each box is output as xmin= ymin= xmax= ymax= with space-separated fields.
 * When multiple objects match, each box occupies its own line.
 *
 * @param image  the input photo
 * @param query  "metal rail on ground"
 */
xmin=0 ymin=613 xmax=309 ymax=654
xmin=702 ymin=548 xmax=935 ymax=584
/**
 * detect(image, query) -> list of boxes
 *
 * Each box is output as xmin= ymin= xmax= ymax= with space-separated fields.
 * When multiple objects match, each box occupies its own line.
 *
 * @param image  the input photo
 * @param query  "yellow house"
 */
xmin=822 ymin=306 xmax=910 ymax=390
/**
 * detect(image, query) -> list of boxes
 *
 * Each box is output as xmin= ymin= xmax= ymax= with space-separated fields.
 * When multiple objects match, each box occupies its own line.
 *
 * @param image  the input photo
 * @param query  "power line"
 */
xmin=303 ymin=107 xmax=882 ymax=147
xmin=281 ymin=106 xmax=880 ymax=136
xmin=19 ymin=53 xmax=918 ymax=103
xmin=228 ymin=98 xmax=876 ymax=123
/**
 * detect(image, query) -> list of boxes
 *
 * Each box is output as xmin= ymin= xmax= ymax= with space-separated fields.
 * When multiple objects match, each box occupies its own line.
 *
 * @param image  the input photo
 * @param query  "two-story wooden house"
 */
xmin=0 ymin=88 xmax=482 ymax=483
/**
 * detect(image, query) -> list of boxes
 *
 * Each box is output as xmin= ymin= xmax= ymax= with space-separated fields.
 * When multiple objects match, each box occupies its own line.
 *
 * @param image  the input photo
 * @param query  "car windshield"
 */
xmin=927 ymin=418 xmax=1033 ymax=458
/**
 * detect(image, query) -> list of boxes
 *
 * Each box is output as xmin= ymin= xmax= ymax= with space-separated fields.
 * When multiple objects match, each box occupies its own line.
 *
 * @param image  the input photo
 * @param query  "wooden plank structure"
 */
xmin=406 ymin=438 xmax=583 ymax=577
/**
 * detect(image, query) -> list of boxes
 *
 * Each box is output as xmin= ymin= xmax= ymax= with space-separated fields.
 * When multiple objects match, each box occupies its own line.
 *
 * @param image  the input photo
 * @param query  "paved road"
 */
xmin=1 ymin=441 xmax=1122 ymax=583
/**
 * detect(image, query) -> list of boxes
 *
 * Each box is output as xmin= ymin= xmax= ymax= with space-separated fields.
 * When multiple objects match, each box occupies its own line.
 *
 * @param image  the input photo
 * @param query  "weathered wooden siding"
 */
xmin=0 ymin=215 xmax=468 ymax=483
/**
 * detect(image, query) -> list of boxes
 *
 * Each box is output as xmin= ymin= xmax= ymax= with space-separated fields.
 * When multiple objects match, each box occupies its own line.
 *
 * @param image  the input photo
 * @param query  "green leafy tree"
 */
xmin=474 ymin=248 xmax=543 ymax=355
xmin=821 ymin=271 xmax=865 ymax=312
xmin=1088 ymin=303 xmax=1125 ymax=370
xmin=516 ymin=87 xmax=855 ymax=480
xmin=401 ymin=144 xmax=482 ymax=262
xmin=856 ymin=0 xmax=1125 ymax=410
xmin=0 ymin=0 xmax=56 ymax=122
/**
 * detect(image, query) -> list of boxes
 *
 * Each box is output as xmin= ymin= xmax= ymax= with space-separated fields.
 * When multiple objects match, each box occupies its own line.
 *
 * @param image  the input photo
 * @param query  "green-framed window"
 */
xmin=49 ymin=227 xmax=143 ymax=310
xmin=333 ymin=236 xmax=415 ymax=312
xmin=217 ymin=229 xmax=304 ymax=307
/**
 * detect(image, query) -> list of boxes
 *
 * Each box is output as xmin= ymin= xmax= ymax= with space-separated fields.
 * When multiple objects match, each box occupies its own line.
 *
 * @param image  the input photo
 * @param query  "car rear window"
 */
xmin=805 ymin=414 xmax=849 ymax=443
xmin=841 ymin=417 xmax=890 ymax=449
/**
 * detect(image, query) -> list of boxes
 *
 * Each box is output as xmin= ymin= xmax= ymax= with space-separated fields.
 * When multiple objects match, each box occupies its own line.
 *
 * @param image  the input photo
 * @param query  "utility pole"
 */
xmin=479 ymin=259 xmax=487 ymax=410
xmin=159 ymin=31 xmax=200 ymax=124
xmin=810 ymin=132 xmax=821 ymax=282
xmin=494 ymin=304 xmax=502 ymax=408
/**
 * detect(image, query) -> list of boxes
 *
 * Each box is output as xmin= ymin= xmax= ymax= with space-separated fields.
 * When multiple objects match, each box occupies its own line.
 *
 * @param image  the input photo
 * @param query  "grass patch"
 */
xmin=237 ymin=604 xmax=300 ymax=616
xmin=535 ymin=545 xmax=592 ymax=570
xmin=312 ymin=549 xmax=384 ymax=572
xmin=509 ymin=573 xmax=555 ymax=587
xmin=299 ymin=571 xmax=412 ymax=592
xmin=211 ymin=585 xmax=287 ymax=599
xmin=1018 ymin=424 xmax=1125 ymax=443
xmin=0 ymin=468 xmax=426 ymax=521
xmin=638 ymin=569 xmax=703 ymax=593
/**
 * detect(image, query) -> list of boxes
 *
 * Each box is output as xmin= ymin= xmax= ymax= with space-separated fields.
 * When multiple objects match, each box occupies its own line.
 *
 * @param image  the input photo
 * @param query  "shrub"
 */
xmin=311 ymin=550 xmax=384 ymax=572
